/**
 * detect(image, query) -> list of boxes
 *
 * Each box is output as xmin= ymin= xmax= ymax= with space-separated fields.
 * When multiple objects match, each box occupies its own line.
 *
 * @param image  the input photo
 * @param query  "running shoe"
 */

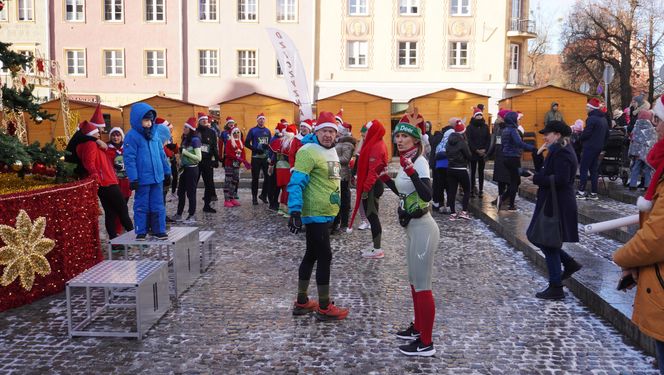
xmin=231 ymin=200 xmax=242 ymax=207
xmin=362 ymin=248 xmax=385 ymax=259
xmin=448 ymin=213 xmax=458 ymax=221
xmin=183 ymin=216 xmax=196 ymax=224
xmin=587 ymin=193 xmax=599 ymax=200
xmin=292 ymin=299 xmax=318 ymax=316
xmin=396 ymin=322 xmax=421 ymax=340
xmin=224 ymin=201 xmax=234 ymax=208
xmin=575 ymin=191 xmax=587 ymax=200
xmin=173 ymin=214 xmax=183 ymax=222
xmin=345 ymin=227 xmax=353 ymax=234
xmin=399 ymin=338 xmax=435 ymax=357
xmin=315 ymin=302 xmax=349 ymax=321
xmin=135 ymin=233 xmax=147 ymax=241
xmin=358 ymin=221 xmax=371 ymax=230
xmin=154 ymin=232 xmax=168 ymax=240
xmin=458 ymin=211 xmax=471 ymax=220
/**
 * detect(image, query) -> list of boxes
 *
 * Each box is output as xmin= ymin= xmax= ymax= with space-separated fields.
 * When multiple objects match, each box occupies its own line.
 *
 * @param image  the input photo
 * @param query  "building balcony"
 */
xmin=507 ymin=18 xmax=537 ymax=39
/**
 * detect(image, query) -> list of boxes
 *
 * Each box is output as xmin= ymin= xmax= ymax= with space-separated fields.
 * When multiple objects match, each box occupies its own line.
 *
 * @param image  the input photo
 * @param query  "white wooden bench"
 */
xmin=199 ymin=231 xmax=216 ymax=272
xmin=66 ymin=260 xmax=170 ymax=340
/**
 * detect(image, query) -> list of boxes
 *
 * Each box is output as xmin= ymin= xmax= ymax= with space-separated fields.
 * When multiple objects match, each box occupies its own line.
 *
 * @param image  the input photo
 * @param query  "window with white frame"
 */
xmin=347 ymin=41 xmax=368 ymax=68
xmin=237 ymin=0 xmax=257 ymax=21
xmin=398 ymin=41 xmax=417 ymax=67
xmin=17 ymin=50 xmax=35 ymax=74
xmin=18 ymin=0 xmax=34 ymax=21
xmin=449 ymin=41 xmax=469 ymax=67
xmin=145 ymin=50 xmax=166 ymax=76
xmin=199 ymin=0 xmax=217 ymax=21
xmin=103 ymin=50 xmax=124 ymax=76
xmin=277 ymin=0 xmax=296 ymax=22
xmin=276 ymin=60 xmax=283 ymax=76
xmin=199 ymin=49 xmax=218 ymax=75
xmin=451 ymin=0 xmax=471 ymax=16
xmin=145 ymin=0 xmax=165 ymax=22
xmin=237 ymin=50 xmax=257 ymax=76
xmin=348 ymin=0 xmax=367 ymax=15
xmin=65 ymin=0 xmax=85 ymax=21
xmin=0 ymin=4 xmax=8 ymax=21
xmin=399 ymin=0 xmax=418 ymax=15
xmin=65 ymin=49 xmax=85 ymax=75
xmin=104 ymin=0 xmax=123 ymax=21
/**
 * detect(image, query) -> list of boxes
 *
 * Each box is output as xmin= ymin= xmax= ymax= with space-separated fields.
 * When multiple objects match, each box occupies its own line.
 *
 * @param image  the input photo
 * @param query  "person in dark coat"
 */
xmin=487 ymin=110 xmax=510 ymax=204
xmin=499 ymin=111 xmax=537 ymax=210
xmin=428 ymin=127 xmax=444 ymax=209
xmin=577 ymin=98 xmax=609 ymax=200
xmin=466 ymin=108 xmax=491 ymax=197
xmin=528 ymin=121 xmax=582 ymax=300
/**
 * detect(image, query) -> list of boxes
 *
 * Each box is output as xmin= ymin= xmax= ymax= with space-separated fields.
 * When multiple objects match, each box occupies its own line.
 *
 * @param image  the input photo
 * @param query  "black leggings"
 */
xmin=470 ymin=159 xmax=485 ymax=192
xmin=433 ymin=168 xmax=448 ymax=206
xmin=497 ymin=182 xmax=507 ymax=196
xmin=251 ymin=157 xmax=269 ymax=199
xmin=362 ymin=187 xmax=382 ymax=249
xmin=446 ymin=168 xmax=470 ymax=213
xmin=98 ymin=184 xmax=133 ymax=239
xmin=298 ymin=222 xmax=333 ymax=286
xmin=177 ymin=166 xmax=199 ymax=216
xmin=502 ymin=156 xmax=521 ymax=206
xmin=170 ymin=158 xmax=178 ymax=194
xmin=199 ymin=159 xmax=216 ymax=205
xmin=333 ymin=180 xmax=351 ymax=228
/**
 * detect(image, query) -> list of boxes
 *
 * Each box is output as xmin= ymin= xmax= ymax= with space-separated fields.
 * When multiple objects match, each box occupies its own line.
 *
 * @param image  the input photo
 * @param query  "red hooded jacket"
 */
xmin=77 ymin=140 xmax=118 ymax=187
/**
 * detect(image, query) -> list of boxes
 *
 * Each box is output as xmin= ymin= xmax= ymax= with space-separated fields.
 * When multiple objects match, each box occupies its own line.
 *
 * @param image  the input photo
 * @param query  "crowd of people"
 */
xmin=63 ymin=96 xmax=664 ymax=367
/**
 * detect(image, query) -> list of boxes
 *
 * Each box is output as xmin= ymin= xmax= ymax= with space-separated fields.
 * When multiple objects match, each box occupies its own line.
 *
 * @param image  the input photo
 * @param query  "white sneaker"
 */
xmin=345 ymin=227 xmax=353 ymax=234
xmin=358 ymin=221 xmax=371 ymax=230
xmin=182 ymin=215 xmax=196 ymax=224
xmin=362 ymin=248 xmax=385 ymax=259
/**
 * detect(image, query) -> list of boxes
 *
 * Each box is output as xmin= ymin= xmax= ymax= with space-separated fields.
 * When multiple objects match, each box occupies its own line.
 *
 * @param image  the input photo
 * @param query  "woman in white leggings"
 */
xmin=378 ymin=121 xmax=440 ymax=357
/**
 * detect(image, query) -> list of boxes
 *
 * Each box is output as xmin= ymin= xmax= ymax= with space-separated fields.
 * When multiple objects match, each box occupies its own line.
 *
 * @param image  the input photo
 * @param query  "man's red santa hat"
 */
xmin=314 ymin=111 xmax=338 ymax=132
xmin=638 ymin=95 xmax=664 ymax=212
xmin=197 ymin=112 xmax=208 ymax=122
xmin=79 ymin=120 xmax=99 ymax=136
xmin=155 ymin=117 xmax=171 ymax=128
xmin=274 ymin=122 xmax=287 ymax=135
xmin=90 ymin=104 xmax=106 ymax=128
xmin=299 ymin=119 xmax=313 ymax=131
xmin=184 ymin=117 xmax=198 ymax=131
xmin=257 ymin=112 xmax=266 ymax=121
xmin=587 ymin=98 xmax=602 ymax=110
xmin=335 ymin=109 xmax=344 ymax=124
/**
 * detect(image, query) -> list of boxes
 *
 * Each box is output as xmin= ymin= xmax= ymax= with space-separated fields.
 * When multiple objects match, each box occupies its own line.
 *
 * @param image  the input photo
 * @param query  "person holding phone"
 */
xmin=613 ymin=95 xmax=664 ymax=374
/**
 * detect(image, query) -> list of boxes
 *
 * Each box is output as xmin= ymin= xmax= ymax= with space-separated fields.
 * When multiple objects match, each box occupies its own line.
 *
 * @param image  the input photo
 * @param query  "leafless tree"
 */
xmin=526 ymin=2 xmax=551 ymax=86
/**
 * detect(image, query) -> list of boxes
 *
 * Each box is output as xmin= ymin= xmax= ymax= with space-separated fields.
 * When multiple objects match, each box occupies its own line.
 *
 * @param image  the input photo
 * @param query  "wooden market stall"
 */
xmin=498 ymin=85 xmax=590 ymax=147
xmin=121 ymin=95 xmax=209 ymax=139
xmin=316 ymin=90 xmax=392 ymax=155
xmin=408 ymin=88 xmax=490 ymax=131
xmin=219 ymin=92 xmax=299 ymax=134
xmin=25 ymin=99 xmax=123 ymax=145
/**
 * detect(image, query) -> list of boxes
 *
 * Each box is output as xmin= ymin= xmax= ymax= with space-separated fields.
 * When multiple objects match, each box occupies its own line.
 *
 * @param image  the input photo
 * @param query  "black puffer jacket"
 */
xmin=466 ymin=117 xmax=491 ymax=161
xmin=445 ymin=132 xmax=471 ymax=169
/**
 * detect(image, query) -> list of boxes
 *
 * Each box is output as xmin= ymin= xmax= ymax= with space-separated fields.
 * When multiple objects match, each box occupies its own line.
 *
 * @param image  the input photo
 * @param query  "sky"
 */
xmin=532 ymin=0 xmax=578 ymax=53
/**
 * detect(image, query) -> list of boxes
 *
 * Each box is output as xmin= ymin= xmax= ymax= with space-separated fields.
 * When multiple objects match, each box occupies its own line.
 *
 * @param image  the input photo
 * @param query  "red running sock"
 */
xmin=410 ymin=285 xmax=420 ymax=332
xmin=415 ymin=290 xmax=435 ymax=346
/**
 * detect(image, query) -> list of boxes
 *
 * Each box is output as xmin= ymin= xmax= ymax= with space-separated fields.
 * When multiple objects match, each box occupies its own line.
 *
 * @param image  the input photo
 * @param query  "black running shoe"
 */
xmin=396 ymin=322 xmax=421 ymax=340
xmin=154 ymin=232 xmax=168 ymax=240
xmin=398 ymin=338 xmax=435 ymax=357
xmin=135 ymin=233 xmax=147 ymax=241
xmin=203 ymin=206 xmax=217 ymax=213
xmin=259 ymin=194 xmax=268 ymax=204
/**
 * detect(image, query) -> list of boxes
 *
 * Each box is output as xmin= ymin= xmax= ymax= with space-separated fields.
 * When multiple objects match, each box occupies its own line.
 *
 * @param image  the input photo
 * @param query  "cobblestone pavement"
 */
xmin=0 ymin=189 xmax=659 ymax=374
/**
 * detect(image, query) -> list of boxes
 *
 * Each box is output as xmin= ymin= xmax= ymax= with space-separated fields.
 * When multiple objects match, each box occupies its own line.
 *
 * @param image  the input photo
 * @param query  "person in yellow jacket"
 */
xmin=613 ymin=96 xmax=664 ymax=374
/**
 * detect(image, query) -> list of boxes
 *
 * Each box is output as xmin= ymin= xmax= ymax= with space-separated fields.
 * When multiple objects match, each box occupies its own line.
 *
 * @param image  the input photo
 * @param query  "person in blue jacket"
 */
xmin=498 ymin=111 xmax=536 ymax=210
xmin=244 ymin=113 xmax=272 ymax=205
xmin=577 ymin=98 xmax=609 ymax=200
xmin=124 ymin=102 xmax=172 ymax=241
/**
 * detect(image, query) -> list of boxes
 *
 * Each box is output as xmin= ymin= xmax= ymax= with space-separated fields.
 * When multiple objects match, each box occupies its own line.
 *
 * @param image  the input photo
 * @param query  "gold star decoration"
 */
xmin=0 ymin=210 xmax=55 ymax=291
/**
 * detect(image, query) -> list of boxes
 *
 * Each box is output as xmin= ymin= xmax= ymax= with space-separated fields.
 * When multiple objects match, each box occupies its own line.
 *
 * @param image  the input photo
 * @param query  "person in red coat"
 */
xmin=349 ymin=119 xmax=388 ymax=259
xmin=105 ymin=127 xmax=132 ymax=235
xmin=223 ymin=126 xmax=251 ymax=207
xmin=77 ymin=121 xmax=133 ymax=240
xmin=289 ymin=119 xmax=313 ymax=169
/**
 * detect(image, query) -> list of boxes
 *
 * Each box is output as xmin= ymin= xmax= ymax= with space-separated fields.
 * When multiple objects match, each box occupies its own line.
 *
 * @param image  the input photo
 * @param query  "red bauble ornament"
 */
xmin=36 ymin=59 xmax=45 ymax=73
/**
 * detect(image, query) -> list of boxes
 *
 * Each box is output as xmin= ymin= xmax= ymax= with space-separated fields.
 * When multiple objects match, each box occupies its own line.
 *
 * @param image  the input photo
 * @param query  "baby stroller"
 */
xmin=599 ymin=128 xmax=629 ymax=185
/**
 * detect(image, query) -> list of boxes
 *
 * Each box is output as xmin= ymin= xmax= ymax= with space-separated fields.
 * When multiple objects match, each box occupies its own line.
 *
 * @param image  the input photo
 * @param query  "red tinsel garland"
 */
xmin=0 ymin=178 xmax=102 ymax=312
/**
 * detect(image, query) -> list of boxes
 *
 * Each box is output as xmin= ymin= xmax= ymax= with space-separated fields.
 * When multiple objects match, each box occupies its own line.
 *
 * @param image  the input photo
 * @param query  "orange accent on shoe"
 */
xmin=317 ymin=303 xmax=349 ymax=320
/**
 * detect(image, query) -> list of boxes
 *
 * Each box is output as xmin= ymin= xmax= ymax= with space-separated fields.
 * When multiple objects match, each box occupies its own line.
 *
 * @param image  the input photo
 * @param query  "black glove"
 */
xmin=163 ymin=175 xmax=172 ymax=186
xmin=130 ymin=181 xmax=139 ymax=191
xmin=288 ymin=212 xmax=302 ymax=234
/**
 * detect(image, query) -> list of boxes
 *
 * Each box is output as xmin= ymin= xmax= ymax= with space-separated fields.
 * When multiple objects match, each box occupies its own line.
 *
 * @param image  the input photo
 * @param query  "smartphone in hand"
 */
xmin=617 ymin=273 xmax=636 ymax=291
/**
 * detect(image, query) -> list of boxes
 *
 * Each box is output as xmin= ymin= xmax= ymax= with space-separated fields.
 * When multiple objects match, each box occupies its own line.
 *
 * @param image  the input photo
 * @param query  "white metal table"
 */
xmin=199 ymin=230 xmax=216 ymax=272
xmin=109 ymin=227 xmax=200 ymax=298
xmin=66 ymin=260 xmax=170 ymax=340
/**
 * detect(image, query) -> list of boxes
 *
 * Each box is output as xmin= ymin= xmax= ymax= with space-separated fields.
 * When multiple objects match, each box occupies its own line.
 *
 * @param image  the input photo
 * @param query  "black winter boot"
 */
xmin=535 ymin=284 xmax=565 ymax=300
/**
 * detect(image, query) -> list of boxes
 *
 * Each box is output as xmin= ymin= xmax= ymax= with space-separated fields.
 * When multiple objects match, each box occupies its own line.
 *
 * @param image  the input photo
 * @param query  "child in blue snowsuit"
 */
xmin=124 ymin=103 xmax=172 ymax=240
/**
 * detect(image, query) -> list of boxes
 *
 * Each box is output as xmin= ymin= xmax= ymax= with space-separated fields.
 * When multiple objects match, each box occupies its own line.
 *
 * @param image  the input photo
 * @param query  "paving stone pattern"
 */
xmin=0 ymin=189 xmax=658 ymax=374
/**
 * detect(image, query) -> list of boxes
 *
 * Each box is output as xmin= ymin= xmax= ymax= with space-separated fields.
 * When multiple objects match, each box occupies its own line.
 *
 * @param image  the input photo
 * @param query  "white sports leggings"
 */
xmin=406 ymin=213 xmax=440 ymax=291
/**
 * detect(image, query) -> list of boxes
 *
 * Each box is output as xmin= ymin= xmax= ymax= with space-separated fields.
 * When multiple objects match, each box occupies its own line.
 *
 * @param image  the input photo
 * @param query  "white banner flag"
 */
xmin=266 ymin=28 xmax=313 ymax=121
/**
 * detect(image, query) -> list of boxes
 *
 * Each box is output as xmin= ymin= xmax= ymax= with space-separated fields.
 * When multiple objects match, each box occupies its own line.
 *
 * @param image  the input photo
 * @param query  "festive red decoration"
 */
xmin=36 ymin=58 xmax=45 ymax=73
xmin=0 ymin=178 xmax=102 ymax=312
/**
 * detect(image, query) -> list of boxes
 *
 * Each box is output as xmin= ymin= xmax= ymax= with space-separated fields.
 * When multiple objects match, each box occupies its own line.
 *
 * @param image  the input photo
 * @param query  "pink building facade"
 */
xmin=51 ymin=0 xmax=183 ymax=106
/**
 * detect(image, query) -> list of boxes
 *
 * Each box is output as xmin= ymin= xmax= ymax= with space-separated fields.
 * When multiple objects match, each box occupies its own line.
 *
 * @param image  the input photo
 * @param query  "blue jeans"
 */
xmin=629 ymin=159 xmax=653 ymax=188
xmin=579 ymin=148 xmax=601 ymax=193
xmin=541 ymin=247 xmax=574 ymax=285
xmin=657 ymin=340 xmax=664 ymax=374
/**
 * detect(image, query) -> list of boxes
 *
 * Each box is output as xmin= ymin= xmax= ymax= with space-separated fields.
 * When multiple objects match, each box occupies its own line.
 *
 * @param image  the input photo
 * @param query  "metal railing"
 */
xmin=509 ymin=18 xmax=536 ymax=34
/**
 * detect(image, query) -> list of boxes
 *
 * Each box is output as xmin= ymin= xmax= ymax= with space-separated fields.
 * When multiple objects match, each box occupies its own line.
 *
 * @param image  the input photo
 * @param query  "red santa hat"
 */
xmin=285 ymin=124 xmax=298 ymax=135
xmin=184 ymin=117 xmax=198 ymax=131
xmin=280 ymin=118 xmax=290 ymax=125
xmin=90 ymin=104 xmax=105 ymax=128
xmin=225 ymin=116 xmax=236 ymax=127
xmin=109 ymin=127 xmax=124 ymax=138
xmin=155 ymin=117 xmax=171 ymax=128
xmin=473 ymin=108 xmax=483 ymax=118
xmin=299 ymin=119 xmax=313 ymax=131
xmin=335 ymin=109 xmax=344 ymax=124
xmin=637 ymin=137 xmax=664 ymax=212
xmin=498 ymin=109 xmax=510 ymax=119
xmin=257 ymin=112 xmax=266 ymax=121
xmin=79 ymin=120 xmax=99 ymax=136
xmin=454 ymin=120 xmax=466 ymax=134
xmin=275 ymin=122 xmax=287 ymax=135
xmin=197 ymin=112 xmax=208 ymax=122
xmin=587 ymin=98 xmax=602 ymax=110
xmin=315 ymin=111 xmax=338 ymax=132
xmin=341 ymin=122 xmax=352 ymax=132
xmin=516 ymin=111 xmax=524 ymax=121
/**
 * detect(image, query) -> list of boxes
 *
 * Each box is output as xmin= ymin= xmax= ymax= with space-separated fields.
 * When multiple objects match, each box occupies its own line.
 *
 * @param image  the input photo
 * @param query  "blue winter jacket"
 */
xmin=124 ymin=103 xmax=172 ymax=185
xmin=579 ymin=109 xmax=609 ymax=152
xmin=501 ymin=112 xmax=536 ymax=157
